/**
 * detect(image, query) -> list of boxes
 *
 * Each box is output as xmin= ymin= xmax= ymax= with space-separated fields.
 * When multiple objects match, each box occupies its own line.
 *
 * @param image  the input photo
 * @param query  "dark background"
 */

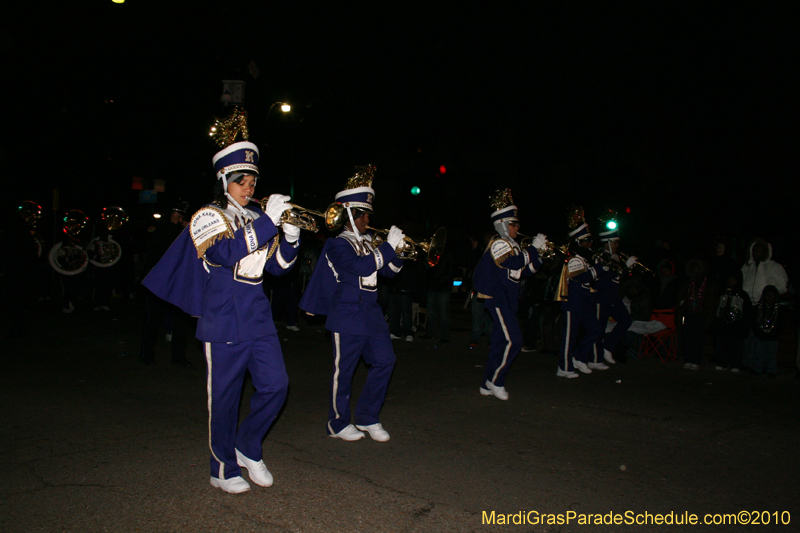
xmin=3 ymin=2 xmax=798 ymax=268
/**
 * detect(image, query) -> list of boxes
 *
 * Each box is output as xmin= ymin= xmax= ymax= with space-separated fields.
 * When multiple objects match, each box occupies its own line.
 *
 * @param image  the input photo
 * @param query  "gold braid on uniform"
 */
xmin=264 ymin=233 xmax=280 ymax=262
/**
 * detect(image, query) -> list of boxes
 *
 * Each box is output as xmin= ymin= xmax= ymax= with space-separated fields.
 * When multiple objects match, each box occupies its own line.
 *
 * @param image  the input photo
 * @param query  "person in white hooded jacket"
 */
xmin=741 ymin=238 xmax=788 ymax=305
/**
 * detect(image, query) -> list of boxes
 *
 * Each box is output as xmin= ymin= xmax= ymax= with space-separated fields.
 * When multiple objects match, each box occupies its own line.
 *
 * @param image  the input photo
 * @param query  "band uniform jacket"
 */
xmin=472 ymin=236 xmax=541 ymax=313
xmin=143 ymin=202 xmax=298 ymax=343
xmin=299 ymin=230 xmax=403 ymax=336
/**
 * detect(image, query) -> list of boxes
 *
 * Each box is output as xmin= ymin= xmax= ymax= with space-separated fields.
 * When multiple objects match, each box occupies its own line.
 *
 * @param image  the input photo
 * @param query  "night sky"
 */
xmin=4 ymin=2 xmax=799 ymax=268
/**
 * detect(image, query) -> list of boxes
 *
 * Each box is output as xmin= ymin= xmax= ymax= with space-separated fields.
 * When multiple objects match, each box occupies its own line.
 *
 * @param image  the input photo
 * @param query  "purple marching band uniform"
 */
xmin=143 ymin=140 xmax=298 ymax=492
xmin=590 ymin=225 xmax=632 ymax=366
xmin=299 ymin=180 xmax=403 ymax=440
xmin=472 ymin=201 xmax=542 ymax=399
xmin=558 ymin=216 xmax=610 ymax=376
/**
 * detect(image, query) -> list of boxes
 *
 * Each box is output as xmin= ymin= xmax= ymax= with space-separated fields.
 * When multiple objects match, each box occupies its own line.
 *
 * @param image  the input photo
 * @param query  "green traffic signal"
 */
xmin=411 ymin=186 xmax=421 ymax=195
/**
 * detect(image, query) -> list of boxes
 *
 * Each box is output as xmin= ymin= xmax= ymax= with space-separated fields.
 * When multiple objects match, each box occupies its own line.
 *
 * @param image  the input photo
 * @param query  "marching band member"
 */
xmin=143 ymin=107 xmax=299 ymax=494
xmin=49 ymin=209 xmax=90 ymax=313
xmin=557 ymin=206 xmax=611 ymax=378
xmin=472 ymin=189 xmax=545 ymax=400
xmin=589 ymin=211 xmax=633 ymax=367
xmin=299 ymin=165 xmax=404 ymax=442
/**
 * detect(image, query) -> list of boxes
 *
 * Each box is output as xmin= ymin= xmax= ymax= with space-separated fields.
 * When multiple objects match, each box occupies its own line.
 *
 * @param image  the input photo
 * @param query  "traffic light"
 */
xmin=410 ymin=186 xmax=421 ymax=196
xmin=598 ymin=208 xmax=619 ymax=232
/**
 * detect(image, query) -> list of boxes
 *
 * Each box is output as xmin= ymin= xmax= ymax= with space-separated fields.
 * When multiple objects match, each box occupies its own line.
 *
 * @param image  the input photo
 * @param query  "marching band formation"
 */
xmin=9 ymin=106 xmax=789 ymax=495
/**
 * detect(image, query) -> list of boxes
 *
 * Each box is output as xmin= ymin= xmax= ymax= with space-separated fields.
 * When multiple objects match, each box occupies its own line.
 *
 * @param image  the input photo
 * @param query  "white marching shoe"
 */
xmin=603 ymin=349 xmax=616 ymax=364
xmin=572 ymin=358 xmax=592 ymax=374
xmin=210 ymin=475 xmax=251 ymax=494
xmin=480 ymin=380 xmax=509 ymax=400
xmin=588 ymin=362 xmax=609 ymax=370
xmin=235 ymin=449 xmax=274 ymax=487
xmin=557 ymin=369 xmax=579 ymax=378
xmin=330 ymin=424 xmax=365 ymax=441
xmin=355 ymin=423 xmax=391 ymax=442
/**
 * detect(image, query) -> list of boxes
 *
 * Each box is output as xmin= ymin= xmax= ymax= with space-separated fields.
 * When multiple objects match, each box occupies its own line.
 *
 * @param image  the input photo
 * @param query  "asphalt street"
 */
xmin=1 ymin=296 xmax=798 ymax=533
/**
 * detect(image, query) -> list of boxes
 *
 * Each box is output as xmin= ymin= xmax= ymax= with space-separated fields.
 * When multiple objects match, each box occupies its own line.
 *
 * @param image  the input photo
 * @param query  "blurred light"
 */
xmin=112 ymin=0 xmax=125 ymax=4
xmin=439 ymin=165 xmax=447 ymax=174
xmin=606 ymin=220 xmax=617 ymax=230
xmin=625 ymin=207 xmax=631 ymax=214
xmin=453 ymin=280 xmax=463 ymax=287
xmin=153 ymin=213 xmax=162 ymax=219
xmin=410 ymin=186 xmax=421 ymax=195
xmin=280 ymin=103 xmax=291 ymax=112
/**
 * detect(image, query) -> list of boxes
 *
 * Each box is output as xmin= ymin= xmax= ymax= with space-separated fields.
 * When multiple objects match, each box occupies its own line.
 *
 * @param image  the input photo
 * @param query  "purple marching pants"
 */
xmin=204 ymin=335 xmax=288 ymax=480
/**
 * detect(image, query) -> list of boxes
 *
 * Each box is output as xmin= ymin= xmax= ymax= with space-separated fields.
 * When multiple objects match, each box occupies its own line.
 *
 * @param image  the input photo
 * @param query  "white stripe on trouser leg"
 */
xmin=593 ymin=304 xmax=600 ymax=362
xmin=205 ymin=342 xmax=224 ymax=480
xmin=491 ymin=308 xmax=512 ymax=383
xmin=328 ymin=333 xmax=342 ymax=435
xmin=562 ymin=311 xmax=571 ymax=370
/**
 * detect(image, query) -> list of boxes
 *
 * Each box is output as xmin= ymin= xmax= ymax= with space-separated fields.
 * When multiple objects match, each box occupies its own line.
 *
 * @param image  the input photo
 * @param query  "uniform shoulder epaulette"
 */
xmin=190 ymin=206 xmax=234 ymax=258
xmin=490 ymin=235 xmax=517 ymax=266
xmin=567 ymin=255 xmax=590 ymax=277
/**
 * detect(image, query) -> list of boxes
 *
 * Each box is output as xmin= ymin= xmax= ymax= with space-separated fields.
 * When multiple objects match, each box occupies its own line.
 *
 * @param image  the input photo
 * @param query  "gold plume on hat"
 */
xmin=345 ymin=164 xmax=376 ymax=189
xmin=490 ymin=189 xmax=514 ymax=211
xmin=209 ymin=106 xmax=250 ymax=148
xmin=567 ymin=205 xmax=586 ymax=230
xmin=597 ymin=207 xmax=618 ymax=227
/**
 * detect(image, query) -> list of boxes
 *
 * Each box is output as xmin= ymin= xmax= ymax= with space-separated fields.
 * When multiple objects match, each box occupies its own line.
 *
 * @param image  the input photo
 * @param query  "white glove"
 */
xmin=283 ymin=222 xmax=301 ymax=243
xmin=265 ymin=194 xmax=292 ymax=226
xmin=532 ymin=233 xmax=547 ymax=250
xmin=386 ymin=225 xmax=406 ymax=250
xmin=625 ymin=255 xmax=638 ymax=268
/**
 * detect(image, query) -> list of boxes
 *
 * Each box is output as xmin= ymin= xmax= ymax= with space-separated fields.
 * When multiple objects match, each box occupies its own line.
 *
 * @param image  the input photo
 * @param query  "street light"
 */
xmin=268 ymin=101 xmax=292 ymax=117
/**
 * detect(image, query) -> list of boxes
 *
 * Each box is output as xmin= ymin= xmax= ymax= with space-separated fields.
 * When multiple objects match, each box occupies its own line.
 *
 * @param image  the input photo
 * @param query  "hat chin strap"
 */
xmin=221 ymin=176 xmax=250 ymax=219
xmin=346 ymin=206 xmax=363 ymax=243
xmin=494 ymin=219 xmax=511 ymax=240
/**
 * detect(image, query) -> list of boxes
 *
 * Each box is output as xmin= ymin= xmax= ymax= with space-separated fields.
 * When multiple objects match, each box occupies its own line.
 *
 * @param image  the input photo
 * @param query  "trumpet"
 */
xmin=618 ymin=252 xmax=653 ymax=275
xmin=370 ymin=226 xmax=447 ymax=267
xmin=593 ymin=249 xmax=653 ymax=276
xmin=517 ymin=233 xmax=562 ymax=260
xmin=252 ymin=198 xmax=347 ymax=233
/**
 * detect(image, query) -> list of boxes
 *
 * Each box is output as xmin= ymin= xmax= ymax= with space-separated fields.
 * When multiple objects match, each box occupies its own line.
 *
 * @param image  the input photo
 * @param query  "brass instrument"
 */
xmin=517 ymin=233 xmax=562 ymax=260
xmin=48 ymin=242 xmax=89 ymax=275
xmin=62 ymin=209 xmax=89 ymax=239
xmin=370 ymin=226 xmax=447 ymax=267
xmin=18 ymin=200 xmax=42 ymax=230
xmin=618 ymin=252 xmax=653 ymax=275
xmin=593 ymin=249 xmax=652 ymax=276
xmin=100 ymin=206 xmax=128 ymax=231
xmin=87 ymin=236 xmax=122 ymax=268
xmin=49 ymin=209 xmax=90 ymax=275
xmin=253 ymin=198 xmax=346 ymax=233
